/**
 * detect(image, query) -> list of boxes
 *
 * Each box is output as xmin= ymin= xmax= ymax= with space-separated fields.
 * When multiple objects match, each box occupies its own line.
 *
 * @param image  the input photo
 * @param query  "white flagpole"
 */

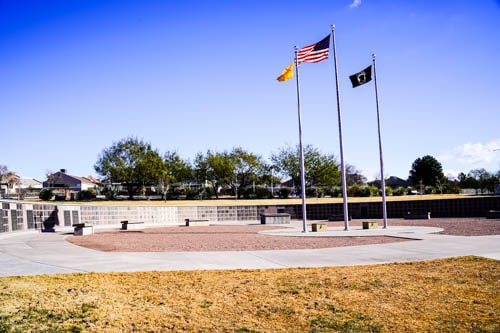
xmin=331 ymin=25 xmax=349 ymax=231
xmin=294 ymin=46 xmax=308 ymax=233
xmin=372 ymin=54 xmax=388 ymax=228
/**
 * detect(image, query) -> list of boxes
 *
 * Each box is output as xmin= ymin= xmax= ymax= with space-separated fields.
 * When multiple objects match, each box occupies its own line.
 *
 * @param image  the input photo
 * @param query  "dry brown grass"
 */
xmin=0 ymin=256 xmax=498 ymax=332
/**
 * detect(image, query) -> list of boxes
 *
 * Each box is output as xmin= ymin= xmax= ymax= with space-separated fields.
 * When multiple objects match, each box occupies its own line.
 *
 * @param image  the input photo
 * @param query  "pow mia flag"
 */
xmin=349 ymin=65 xmax=372 ymax=88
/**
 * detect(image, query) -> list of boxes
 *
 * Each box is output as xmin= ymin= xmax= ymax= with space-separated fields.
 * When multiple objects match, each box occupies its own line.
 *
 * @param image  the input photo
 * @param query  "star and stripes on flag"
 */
xmin=349 ymin=65 xmax=372 ymax=88
xmin=276 ymin=35 xmax=330 ymax=82
xmin=297 ymin=34 xmax=330 ymax=64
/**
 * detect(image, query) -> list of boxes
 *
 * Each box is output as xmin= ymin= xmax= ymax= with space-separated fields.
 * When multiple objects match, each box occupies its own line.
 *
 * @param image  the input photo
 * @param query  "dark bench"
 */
xmin=73 ymin=223 xmax=94 ymax=236
xmin=404 ymin=212 xmax=431 ymax=220
xmin=120 ymin=221 xmax=145 ymax=230
xmin=185 ymin=218 xmax=210 ymax=226
xmin=486 ymin=210 xmax=500 ymax=219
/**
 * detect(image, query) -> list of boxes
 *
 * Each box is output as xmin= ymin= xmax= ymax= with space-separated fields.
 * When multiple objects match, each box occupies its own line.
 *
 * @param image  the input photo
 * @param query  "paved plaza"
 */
xmin=0 ymin=222 xmax=499 ymax=277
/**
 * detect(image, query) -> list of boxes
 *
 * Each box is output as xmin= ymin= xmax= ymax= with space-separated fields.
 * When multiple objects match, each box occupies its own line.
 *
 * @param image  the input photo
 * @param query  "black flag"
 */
xmin=349 ymin=65 xmax=372 ymax=88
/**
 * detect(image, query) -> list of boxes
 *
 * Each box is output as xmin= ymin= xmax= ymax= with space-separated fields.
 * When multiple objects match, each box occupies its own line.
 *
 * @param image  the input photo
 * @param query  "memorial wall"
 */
xmin=1 ymin=196 xmax=499 ymax=234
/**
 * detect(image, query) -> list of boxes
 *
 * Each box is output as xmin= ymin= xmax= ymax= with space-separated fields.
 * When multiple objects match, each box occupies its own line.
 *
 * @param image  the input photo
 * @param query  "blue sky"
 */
xmin=1 ymin=0 xmax=499 ymax=182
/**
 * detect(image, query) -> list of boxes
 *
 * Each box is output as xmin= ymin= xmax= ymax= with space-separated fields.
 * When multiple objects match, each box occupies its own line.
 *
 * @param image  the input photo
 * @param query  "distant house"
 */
xmin=280 ymin=179 xmax=295 ymax=189
xmin=367 ymin=176 xmax=409 ymax=190
xmin=385 ymin=176 xmax=409 ymax=189
xmin=0 ymin=174 xmax=17 ymax=196
xmin=0 ymin=175 xmax=42 ymax=198
xmin=19 ymin=177 xmax=43 ymax=193
xmin=43 ymin=169 xmax=100 ymax=192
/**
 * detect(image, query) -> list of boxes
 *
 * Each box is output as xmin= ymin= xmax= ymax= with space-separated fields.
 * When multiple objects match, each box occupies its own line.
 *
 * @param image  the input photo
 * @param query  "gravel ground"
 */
xmin=66 ymin=217 xmax=499 ymax=252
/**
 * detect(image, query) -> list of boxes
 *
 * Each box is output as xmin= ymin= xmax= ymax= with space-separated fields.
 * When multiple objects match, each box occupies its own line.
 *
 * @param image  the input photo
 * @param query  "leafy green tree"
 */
xmin=471 ymin=168 xmax=497 ymax=193
xmin=441 ymin=180 xmax=461 ymax=194
xmin=409 ymin=155 xmax=445 ymax=188
xmin=258 ymin=165 xmax=282 ymax=197
xmin=457 ymin=172 xmax=479 ymax=189
xmin=345 ymin=164 xmax=367 ymax=186
xmin=459 ymin=168 xmax=498 ymax=194
xmin=161 ymin=151 xmax=192 ymax=196
xmin=271 ymin=144 xmax=341 ymax=194
xmin=193 ymin=150 xmax=234 ymax=199
xmin=271 ymin=145 xmax=300 ymax=189
xmin=94 ymin=137 xmax=165 ymax=199
xmin=229 ymin=147 xmax=267 ymax=199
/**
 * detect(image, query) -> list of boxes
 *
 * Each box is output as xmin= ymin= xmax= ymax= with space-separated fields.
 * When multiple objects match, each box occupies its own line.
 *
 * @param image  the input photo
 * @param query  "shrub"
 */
xmin=347 ymin=185 xmax=359 ymax=197
xmin=308 ymin=188 xmax=327 ymax=198
xmin=279 ymin=188 xmax=291 ymax=199
xmin=239 ymin=188 xmax=254 ymax=199
xmin=424 ymin=186 xmax=435 ymax=194
xmin=185 ymin=189 xmax=198 ymax=200
xmin=54 ymin=194 xmax=66 ymax=201
xmin=393 ymin=186 xmax=407 ymax=196
xmin=39 ymin=189 xmax=53 ymax=201
xmin=348 ymin=185 xmax=371 ymax=197
xmin=329 ymin=186 xmax=343 ymax=197
xmin=359 ymin=186 xmax=372 ymax=197
xmin=219 ymin=188 xmax=234 ymax=196
xmin=165 ymin=189 xmax=180 ymax=200
xmin=306 ymin=188 xmax=322 ymax=198
xmin=254 ymin=187 xmax=273 ymax=199
xmin=442 ymin=181 xmax=461 ymax=194
xmin=105 ymin=189 xmax=116 ymax=200
xmin=77 ymin=190 xmax=95 ymax=201
xmin=368 ymin=186 xmax=380 ymax=196
xmin=385 ymin=186 xmax=393 ymax=196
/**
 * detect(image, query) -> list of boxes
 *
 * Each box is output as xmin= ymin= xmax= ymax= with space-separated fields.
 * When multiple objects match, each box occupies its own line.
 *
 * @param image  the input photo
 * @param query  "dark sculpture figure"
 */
xmin=42 ymin=206 xmax=59 ymax=232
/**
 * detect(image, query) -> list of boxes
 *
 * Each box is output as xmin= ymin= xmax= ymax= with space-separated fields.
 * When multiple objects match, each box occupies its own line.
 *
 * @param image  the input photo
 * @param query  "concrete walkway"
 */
xmin=0 ymin=223 xmax=499 ymax=277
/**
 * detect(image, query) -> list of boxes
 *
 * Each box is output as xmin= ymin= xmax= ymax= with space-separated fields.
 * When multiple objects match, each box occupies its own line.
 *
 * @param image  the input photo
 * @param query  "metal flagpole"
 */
xmin=294 ymin=46 xmax=308 ymax=233
xmin=372 ymin=53 xmax=388 ymax=228
xmin=331 ymin=25 xmax=349 ymax=231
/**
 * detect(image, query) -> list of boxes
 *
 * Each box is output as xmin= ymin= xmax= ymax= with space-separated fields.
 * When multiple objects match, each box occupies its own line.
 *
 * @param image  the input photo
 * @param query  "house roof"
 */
xmin=20 ymin=177 xmax=42 ymax=188
xmin=385 ymin=176 xmax=409 ymax=188
xmin=46 ymin=171 xmax=100 ymax=185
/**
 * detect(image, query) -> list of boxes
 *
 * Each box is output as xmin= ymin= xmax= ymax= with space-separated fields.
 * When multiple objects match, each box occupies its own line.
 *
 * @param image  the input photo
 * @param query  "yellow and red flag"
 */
xmin=276 ymin=61 xmax=294 ymax=82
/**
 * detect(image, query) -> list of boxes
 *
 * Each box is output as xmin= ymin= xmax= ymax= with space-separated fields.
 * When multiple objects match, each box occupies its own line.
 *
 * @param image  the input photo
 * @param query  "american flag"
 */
xmin=297 ymin=35 xmax=330 ymax=64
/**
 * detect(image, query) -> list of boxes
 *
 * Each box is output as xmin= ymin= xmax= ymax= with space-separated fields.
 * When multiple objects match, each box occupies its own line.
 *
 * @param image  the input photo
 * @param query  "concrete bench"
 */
xmin=185 ymin=218 xmax=210 ymax=226
xmin=120 ymin=221 xmax=145 ymax=230
xmin=73 ymin=223 xmax=94 ymax=236
xmin=260 ymin=213 xmax=291 ymax=224
xmin=362 ymin=221 xmax=378 ymax=229
xmin=311 ymin=223 xmax=327 ymax=232
xmin=404 ymin=212 xmax=431 ymax=220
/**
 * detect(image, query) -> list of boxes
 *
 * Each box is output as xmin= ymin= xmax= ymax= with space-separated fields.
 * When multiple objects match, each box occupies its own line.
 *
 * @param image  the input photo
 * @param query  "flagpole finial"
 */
xmin=372 ymin=53 xmax=376 ymax=60
xmin=331 ymin=24 xmax=335 ymax=30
